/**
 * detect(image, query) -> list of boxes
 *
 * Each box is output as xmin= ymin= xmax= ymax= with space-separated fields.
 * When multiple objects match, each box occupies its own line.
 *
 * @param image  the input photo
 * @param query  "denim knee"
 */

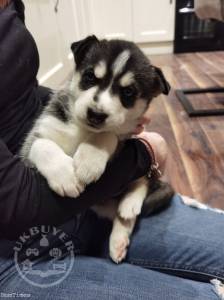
xmin=127 ymin=194 xmax=224 ymax=282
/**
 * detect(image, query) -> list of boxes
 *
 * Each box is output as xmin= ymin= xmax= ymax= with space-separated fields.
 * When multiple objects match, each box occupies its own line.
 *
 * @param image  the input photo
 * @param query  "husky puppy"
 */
xmin=21 ymin=36 xmax=171 ymax=263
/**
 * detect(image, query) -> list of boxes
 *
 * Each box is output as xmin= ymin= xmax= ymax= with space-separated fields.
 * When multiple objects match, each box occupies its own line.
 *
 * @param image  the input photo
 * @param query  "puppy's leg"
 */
xmin=109 ymin=178 xmax=148 ymax=263
xmin=73 ymin=132 xmax=118 ymax=186
xmin=109 ymin=215 xmax=136 ymax=263
xmin=29 ymin=138 xmax=83 ymax=197
xmin=118 ymin=177 xmax=148 ymax=220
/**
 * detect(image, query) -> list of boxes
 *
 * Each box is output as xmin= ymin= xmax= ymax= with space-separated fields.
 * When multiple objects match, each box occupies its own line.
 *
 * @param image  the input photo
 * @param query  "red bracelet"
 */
xmin=136 ymin=137 xmax=162 ymax=179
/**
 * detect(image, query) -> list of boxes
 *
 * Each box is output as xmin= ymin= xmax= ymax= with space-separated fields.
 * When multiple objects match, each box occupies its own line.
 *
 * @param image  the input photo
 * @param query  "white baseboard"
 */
xmin=138 ymin=41 xmax=174 ymax=56
xmin=37 ymin=57 xmax=73 ymax=89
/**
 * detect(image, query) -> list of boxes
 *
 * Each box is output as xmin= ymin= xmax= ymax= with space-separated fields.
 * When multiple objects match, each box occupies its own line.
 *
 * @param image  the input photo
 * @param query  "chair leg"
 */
xmin=175 ymin=87 xmax=224 ymax=117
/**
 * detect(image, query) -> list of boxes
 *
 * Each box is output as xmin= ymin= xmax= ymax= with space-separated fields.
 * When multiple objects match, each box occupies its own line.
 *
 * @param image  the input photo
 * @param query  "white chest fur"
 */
xmin=37 ymin=115 xmax=92 ymax=156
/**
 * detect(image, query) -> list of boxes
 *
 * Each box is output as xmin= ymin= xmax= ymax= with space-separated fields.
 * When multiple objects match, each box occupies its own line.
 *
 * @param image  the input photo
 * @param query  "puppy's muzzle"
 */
xmin=87 ymin=108 xmax=108 ymax=127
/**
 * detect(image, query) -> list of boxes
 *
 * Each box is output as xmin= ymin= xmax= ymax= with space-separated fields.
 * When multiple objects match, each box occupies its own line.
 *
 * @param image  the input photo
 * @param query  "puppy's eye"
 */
xmin=122 ymin=86 xmax=136 ymax=98
xmin=83 ymin=69 xmax=96 ymax=84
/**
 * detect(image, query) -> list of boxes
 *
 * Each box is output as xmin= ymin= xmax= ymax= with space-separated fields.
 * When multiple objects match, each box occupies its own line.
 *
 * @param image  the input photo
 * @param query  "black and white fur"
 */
xmin=21 ymin=36 xmax=170 ymax=263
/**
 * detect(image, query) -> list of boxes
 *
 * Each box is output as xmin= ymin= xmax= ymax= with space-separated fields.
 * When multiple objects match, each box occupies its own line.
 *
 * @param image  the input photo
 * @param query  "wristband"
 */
xmin=136 ymin=137 xmax=162 ymax=180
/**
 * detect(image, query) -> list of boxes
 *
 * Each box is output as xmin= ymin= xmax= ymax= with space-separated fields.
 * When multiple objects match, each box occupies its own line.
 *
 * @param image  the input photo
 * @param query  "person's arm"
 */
xmin=0 ymin=139 xmax=151 ymax=239
xmin=0 ymin=0 xmax=24 ymax=20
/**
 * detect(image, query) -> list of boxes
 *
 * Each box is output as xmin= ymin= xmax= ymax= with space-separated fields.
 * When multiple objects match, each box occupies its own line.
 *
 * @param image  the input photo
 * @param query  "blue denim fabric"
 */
xmin=0 ymin=257 xmax=218 ymax=300
xmin=0 ymin=194 xmax=222 ymax=299
xmin=126 ymin=194 xmax=224 ymax=282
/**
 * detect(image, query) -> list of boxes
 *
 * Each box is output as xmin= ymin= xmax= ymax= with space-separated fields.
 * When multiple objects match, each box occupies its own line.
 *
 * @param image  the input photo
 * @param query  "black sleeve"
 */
xmin=14 ymin=0 xmax=25 ymax=22
xmin=0 ymin=139 xmax=151 ymax=239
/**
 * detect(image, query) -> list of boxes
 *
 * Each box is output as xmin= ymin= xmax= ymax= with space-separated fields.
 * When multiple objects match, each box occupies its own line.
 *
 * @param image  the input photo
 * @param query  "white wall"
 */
xmin=25 ymin=0 xmax=77 ymax=88
xmin=24 ymin=0 xmax=175 ymax=88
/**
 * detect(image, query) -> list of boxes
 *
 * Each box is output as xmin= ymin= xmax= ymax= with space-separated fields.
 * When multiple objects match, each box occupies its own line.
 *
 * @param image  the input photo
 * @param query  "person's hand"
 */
xmin=133 ymin=111 xmax=151 ymax=135
xmin=0 ymin=0 xmax=11 ymax=9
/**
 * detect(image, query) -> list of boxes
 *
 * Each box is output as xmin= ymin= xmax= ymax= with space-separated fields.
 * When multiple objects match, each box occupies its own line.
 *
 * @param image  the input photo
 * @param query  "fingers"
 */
xmin=138 ymin=115 xmax=151 ymax=126
xmin=132 ymin=124 xmax=145 ymax=135
xmin=132 ymin=114 xmax=151 ymax=135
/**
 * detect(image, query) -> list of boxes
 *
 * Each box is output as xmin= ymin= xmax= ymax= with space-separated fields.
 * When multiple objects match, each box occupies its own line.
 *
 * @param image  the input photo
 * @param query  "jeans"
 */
xmin=0 ymin=194 xmax=223 ymax=299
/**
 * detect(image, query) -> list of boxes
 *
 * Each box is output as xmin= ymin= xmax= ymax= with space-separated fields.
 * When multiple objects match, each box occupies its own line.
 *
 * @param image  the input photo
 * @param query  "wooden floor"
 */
xmin=147 ymin=51 xmax=224 ymax=209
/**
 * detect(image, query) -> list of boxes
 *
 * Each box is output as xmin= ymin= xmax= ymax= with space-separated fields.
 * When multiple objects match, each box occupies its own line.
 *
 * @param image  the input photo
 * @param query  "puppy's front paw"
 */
xmin=73 ymin=145 xmax=107 ymax=186
xmin=47 ymin=156 xmax=84 ymax=198
xmin=118 ymin=195 xmax=143 ymax=220
xmin=109 ymin=232 xmax=130 ymax=264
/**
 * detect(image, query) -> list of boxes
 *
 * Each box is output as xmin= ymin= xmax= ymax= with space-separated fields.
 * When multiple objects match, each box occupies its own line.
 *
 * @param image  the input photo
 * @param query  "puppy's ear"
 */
xmin=152 ymin=66 xmax=170 ymax=96
xmin=71 ymin=35 xmax=99 ymax=67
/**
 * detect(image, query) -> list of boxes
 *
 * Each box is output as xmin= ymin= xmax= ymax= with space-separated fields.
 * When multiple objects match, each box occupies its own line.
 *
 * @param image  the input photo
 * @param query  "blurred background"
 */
xmin=25 ymin=0 xmax=224 ymax=87
xmin=25 ymin=0 xmax=224 ymax=208
xmin=25 ymin=0 xmax=176 ymax=87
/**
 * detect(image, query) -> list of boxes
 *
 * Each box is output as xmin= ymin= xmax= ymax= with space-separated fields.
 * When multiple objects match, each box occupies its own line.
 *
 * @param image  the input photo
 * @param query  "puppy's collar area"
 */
xmin=135 ymin=137 xmax=162 ymax=180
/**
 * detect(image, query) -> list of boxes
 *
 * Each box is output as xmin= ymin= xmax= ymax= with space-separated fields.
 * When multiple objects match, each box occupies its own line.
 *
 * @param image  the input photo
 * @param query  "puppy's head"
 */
xmin=70 ymin=35 xmax=170 ymax=135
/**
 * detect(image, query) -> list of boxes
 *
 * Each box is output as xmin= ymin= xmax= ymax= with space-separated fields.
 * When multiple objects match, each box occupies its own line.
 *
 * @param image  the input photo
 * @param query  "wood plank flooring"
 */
xmin=147 ymin=51 xmax=224 ymax=209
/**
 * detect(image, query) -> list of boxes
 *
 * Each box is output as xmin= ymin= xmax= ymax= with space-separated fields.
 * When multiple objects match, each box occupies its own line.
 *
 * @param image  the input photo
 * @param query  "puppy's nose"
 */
xmin=87 ymin=108 xmax=108 ymax=126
